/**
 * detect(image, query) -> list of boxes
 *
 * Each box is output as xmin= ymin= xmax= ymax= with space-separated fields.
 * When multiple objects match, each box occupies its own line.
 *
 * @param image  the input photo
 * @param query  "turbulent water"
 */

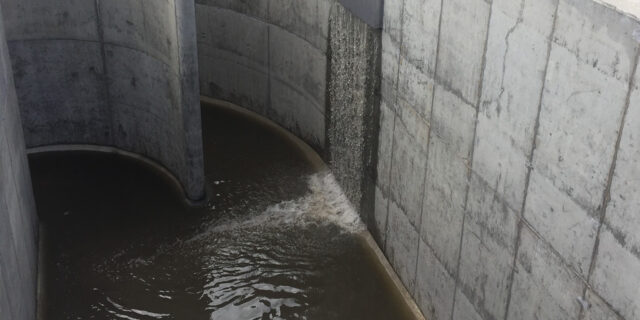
xmin=31 ymin=103 xmax=415 ymax=320
xmin=208 ymin=172 xmax=365 ymax=234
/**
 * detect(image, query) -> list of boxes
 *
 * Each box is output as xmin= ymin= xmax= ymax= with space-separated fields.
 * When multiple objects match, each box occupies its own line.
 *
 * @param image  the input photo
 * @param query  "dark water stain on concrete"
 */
xmin=30 ymin=102 xmax=416 ymax=320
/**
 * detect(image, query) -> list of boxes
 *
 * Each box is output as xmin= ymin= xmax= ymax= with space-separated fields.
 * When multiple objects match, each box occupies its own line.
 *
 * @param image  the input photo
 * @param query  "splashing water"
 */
xmin=207 ymin=171 xmax=365 ymax=234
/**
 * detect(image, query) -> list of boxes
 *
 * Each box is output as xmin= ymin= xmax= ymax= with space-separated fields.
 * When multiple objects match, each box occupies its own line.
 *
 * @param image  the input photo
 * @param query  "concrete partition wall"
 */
xmin=196 ymin=1 xmax=385 ymax=229
xmin=0 ymin=0 xmax=205 ymax=201
xmin=195 ymin=0 xmax=332 ymax=151
xmin=375 ymin=0 xmax=640 ymax=319
xmin=0 ymin=3 xmax=38 ymax=318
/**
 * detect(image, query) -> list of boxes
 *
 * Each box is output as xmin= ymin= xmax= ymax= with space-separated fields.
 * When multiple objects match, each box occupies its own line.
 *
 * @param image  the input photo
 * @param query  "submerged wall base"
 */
xmin=26 ymin=145 xmax=208 ymax=207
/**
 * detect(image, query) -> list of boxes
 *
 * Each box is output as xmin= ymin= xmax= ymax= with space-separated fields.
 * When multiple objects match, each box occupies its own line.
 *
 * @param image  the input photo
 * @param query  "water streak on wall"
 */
xmin=326 ymin=3 xmax=381 ymax=229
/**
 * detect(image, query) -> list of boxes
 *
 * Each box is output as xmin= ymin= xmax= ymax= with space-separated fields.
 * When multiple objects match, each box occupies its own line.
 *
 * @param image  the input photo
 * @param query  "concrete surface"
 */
xmin=0 ymin=0 xmax=205 ymax=201
xmin=195 ymin=0 xmax=333 ymax=152
xmin=337 ymin=0 xmax=384 ymax=28
xmin=376 ymin=0 xmax=640 ymax=319
xmin=195 ymin=0 xmax=384 ymax=230
xmin=3 ymin=0 xmax=640 ymax=319
xmin=0 ymin=2 xmax=38 ymax=318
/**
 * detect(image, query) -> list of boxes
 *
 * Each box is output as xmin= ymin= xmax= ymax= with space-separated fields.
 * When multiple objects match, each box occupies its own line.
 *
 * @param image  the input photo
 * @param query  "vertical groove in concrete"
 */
xmin=578 ymin=48 xmax=640 ymax=319
xmin=502 ymin=2 xmax=560 ymax=318
xmin=411 ymin=0 xmax=445 ymax=295
xmin=324 ymin=5 xmax=334 ymax=163
xmin=266 ymin=0 xmax=272 ymax=114
xmin=449 ymin=0 xmax=494 ymax=318
xmin=0 ymin=4 xmax=39 ymax=316
xmin=382 ymin=0 xmax=406 ymax=250
xmin=94 ymin=0 xmax=113 ymax=145
xmin=382 ymin=115 xmax=397 ymax=250
xmin=175 ymin=0 xmax=206 ymax=200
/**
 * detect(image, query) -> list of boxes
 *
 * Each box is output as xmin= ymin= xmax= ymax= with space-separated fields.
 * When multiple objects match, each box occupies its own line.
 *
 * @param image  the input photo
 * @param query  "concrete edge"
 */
xmin=26 ymin=144 xmax=207 ymax=207
xmin=595 ymin=0 xmax=640 ymax=21
xmin=358 ymin=231 xmax=427 ymax=320
xmin=36 ymin=223 xmax=45 ymax=320
xmin=338 ymin=0 xmax=384 ymax=28
xmin=200 ymin=96 xmax=328 ymax=172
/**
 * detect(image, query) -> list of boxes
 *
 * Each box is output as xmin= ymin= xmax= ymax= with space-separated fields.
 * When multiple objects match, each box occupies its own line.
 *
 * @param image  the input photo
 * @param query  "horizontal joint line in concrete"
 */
xmin=551 ymin=39 xmax=630 ymax=83
xmin=468 ymin=170 xmax=521 ymax=213
xmin=196 ymin=5 xmax=328 ymax=54
xmin=196 ymin=46 xmax=269 ymax=72
xmin=420 ymin=234 xmax=458 ymax=279
xmin=268 ymin=77 xmax=326 ymax=116
xmin=520 ymin=218 xmax=590 ymax=284
xmin=386 ymin=195 xmax=421 ymax=234
xmin=579 ymin=278 xmax=627 ymax=320
xmin=432 ymin=74 xmax=477 ymax=110
xmin=7 ymin=38 xmax=180 ymax=76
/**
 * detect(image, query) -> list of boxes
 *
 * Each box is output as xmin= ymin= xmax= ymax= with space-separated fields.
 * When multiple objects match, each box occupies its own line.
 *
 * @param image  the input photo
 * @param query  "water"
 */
xmin=30 ymin=102 xmax=417 ymax=320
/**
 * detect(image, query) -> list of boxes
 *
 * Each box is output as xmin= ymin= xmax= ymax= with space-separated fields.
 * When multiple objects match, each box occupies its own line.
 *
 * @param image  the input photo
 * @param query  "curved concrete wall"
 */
xmin=0 ymin=0 xmax=204 ymax=201
xmin=195 ymin=0 xmax=384 ymax=232
xmin=375 ymin=0 xmax=640 ymax=319
xmin=195 ymin=0 xmax=331 ymax=151
xmin=0 ymin=3 xmax=38 ymax=318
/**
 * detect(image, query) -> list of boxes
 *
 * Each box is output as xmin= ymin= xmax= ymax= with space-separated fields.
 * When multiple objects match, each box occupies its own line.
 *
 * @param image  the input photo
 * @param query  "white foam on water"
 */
xmin=208 ymin=171 xmax=365 ymax=234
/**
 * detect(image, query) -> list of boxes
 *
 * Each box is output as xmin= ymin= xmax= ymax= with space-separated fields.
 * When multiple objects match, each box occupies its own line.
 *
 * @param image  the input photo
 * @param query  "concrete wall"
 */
xmin=337 ymin=0 xmax=384 ymax=28
xmin=0 ymin=0 xmax=205 ymax=201
xmin=195 ymin=0 xmax=332 ymax=151
xmin=375 ymin=0 xmax=640 ymax=319
xmin=196 ymin=0 xmax=385 ymax=230
xmin=0 ymin=3 xmax=39 ymax=318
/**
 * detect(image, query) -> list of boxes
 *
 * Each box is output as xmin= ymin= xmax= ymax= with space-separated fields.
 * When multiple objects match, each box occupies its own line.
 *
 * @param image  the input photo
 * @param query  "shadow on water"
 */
xmin=30 ymin=102 xmax=417 ymax=320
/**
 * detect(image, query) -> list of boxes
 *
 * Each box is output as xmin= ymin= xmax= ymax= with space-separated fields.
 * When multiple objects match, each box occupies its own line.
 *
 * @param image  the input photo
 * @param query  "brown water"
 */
xmin=31 ymin=102 xmax=416 ymax=320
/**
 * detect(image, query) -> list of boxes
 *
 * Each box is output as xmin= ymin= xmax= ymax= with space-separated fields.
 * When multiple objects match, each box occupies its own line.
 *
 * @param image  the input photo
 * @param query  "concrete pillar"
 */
xmin=0 ymin=2 xmax=38 ymax=318
xmin=0 ymin=0 xmax=206 ymax=202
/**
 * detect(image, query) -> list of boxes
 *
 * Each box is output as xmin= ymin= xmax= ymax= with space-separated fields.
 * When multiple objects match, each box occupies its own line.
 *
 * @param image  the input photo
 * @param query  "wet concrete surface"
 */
xmin=30 ymin=102 xmax=417 ymax=320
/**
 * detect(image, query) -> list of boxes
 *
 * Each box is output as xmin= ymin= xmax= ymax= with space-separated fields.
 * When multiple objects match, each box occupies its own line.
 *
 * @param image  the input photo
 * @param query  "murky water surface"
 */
xmin=31 ymin=103 xmax=416 ymax=320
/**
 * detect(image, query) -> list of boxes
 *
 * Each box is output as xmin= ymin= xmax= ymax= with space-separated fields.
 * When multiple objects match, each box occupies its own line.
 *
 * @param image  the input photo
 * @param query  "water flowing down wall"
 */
xmin=0 ymin=3 xmax=38 ymax=318
xmin=195 ymin=0 xmax=384 ymax=231
xmin=0 ymin=0 xmax=205 ymax=201
xmin=375 ymin=0 xmax=640 ymax=319
xmin=326 ymin=4 xmax=381 ymax=228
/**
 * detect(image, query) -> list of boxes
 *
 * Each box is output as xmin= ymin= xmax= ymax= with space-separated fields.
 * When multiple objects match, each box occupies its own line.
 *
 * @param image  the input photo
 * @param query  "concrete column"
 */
xmin=0 ymin=0 xmax=206 ymax=202
xmin=0 ymin=2 xmax=38 ymax=318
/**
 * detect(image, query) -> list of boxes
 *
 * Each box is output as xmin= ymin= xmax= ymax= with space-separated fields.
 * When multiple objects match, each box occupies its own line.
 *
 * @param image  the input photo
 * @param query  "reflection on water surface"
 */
xmin=32 ymin=103 xmax=416 ymax=320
